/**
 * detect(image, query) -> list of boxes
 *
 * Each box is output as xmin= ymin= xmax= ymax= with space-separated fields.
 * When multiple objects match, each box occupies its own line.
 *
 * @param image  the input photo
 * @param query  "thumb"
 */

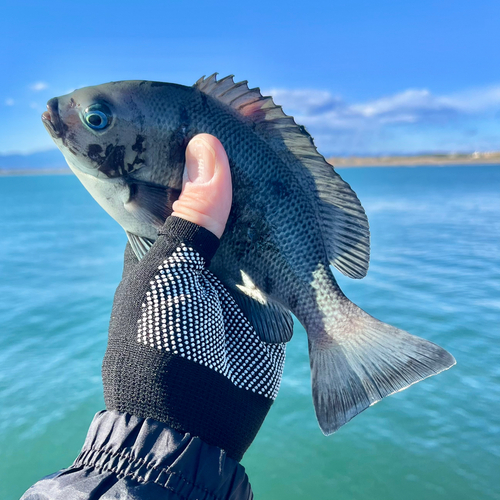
xmin=171 ymin=134 xmax=232 ymax=238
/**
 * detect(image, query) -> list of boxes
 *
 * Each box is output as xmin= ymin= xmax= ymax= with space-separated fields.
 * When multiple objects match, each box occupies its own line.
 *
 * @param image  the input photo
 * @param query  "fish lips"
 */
xmin=42 ymin=98 xmax=66 ymax=140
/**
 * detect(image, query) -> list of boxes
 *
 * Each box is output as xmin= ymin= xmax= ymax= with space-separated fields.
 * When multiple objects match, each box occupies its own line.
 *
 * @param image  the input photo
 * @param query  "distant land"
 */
xmin=329 ymin=151 xmax=500 ymax=168
xmin=0 ymin=150 xmax=69 ymax=176
xmin=0 ymin=149 xmax=499 ymax=176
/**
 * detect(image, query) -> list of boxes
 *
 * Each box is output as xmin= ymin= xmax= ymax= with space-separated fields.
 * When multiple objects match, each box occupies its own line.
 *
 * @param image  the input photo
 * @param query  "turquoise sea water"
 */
xmin=0 ymin=166 xmax=499 ymax=500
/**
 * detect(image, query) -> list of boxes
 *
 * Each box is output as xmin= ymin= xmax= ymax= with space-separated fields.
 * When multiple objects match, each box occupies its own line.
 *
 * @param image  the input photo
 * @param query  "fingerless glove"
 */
xmin=102 ymin=217 xmax=287 ymax=461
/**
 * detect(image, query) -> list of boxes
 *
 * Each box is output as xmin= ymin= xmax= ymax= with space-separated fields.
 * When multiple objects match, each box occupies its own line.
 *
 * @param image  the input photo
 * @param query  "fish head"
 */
xmin=41 ymin=81 xmax=190 ymax=241
xmin=42 ymin=81 xmax=150 ymax=179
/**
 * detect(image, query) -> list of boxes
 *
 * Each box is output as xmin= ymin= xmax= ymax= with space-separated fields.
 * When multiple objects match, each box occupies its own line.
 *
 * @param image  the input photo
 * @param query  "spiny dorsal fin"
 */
xmin=194 ymin=74 xmax=370 ymax=278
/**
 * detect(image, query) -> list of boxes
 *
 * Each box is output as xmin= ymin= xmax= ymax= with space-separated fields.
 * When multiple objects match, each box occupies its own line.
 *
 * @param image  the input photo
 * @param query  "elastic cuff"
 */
xmin=73 ymin=410 xmax=252 ymax=499
xmin=158 ymin=217 xmax=220 ymax=265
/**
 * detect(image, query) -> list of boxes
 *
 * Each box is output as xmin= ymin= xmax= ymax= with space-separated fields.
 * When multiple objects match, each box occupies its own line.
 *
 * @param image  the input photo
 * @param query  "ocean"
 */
xmin=0 ymin=166 xmax=498 ymax=499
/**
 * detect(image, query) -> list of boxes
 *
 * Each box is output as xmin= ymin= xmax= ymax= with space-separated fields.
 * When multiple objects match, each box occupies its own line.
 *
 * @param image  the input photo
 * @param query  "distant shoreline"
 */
xmin=329 ymin=152 xmax=500 ymax=168
xmin=1 ymin=152 xmax=499 ymax=176
xmin=0 ymin=169 xmax=72 ymax=176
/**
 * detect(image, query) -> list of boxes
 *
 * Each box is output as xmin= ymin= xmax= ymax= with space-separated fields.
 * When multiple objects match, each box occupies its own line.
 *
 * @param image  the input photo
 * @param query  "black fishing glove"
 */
xmin=102 ymin=217 xmax=287 ymax=461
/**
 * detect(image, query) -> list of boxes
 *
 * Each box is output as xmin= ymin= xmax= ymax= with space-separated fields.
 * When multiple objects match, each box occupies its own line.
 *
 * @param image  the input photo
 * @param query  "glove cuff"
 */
xmin=104 ymin=351 xmax=273 ymax=461
xmin=158 ymin=217 xmax=220 ymax=265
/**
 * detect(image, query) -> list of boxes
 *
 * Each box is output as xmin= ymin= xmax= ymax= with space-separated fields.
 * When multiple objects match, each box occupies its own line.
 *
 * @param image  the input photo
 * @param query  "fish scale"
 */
xmin=41 ymin=74 xmax=455 ymax=435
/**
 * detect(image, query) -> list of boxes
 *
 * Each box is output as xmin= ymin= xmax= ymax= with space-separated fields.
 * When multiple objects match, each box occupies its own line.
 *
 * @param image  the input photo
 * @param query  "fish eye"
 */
xmin=84 ymin=103 xmax=112 ymax=130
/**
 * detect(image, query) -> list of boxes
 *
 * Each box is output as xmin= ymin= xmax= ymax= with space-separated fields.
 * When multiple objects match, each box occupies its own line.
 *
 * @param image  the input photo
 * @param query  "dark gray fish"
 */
xmin=42 ymin=75 xmax=455 ymax=434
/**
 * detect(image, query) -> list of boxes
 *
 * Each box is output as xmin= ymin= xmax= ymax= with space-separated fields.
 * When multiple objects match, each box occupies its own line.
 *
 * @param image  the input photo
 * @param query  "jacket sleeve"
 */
xmin=20 ymin=410 xmax=253 ymax=500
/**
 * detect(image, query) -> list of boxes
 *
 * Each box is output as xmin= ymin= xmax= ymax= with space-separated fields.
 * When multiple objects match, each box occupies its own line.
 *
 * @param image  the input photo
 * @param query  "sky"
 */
xmin=1 ymin=0 xmax=499 ymax=156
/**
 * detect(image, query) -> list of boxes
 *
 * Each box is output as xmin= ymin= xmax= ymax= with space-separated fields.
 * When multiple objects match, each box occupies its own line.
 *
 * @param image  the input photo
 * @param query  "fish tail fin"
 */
xmin=309 ymin=298 xmax=455 ymax=435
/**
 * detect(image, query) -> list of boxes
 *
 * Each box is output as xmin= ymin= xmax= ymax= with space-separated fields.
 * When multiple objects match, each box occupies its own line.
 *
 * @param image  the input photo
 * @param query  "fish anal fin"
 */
xmin=195 ymin=74 xmax=370 ymax=278
xmin=228 ymin=286 xmax=294 ymax=344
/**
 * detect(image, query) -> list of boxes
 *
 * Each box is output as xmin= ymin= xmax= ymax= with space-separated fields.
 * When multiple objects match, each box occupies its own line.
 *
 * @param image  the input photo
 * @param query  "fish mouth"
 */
xmin=42 ymin=98 xmax=66 ymax=140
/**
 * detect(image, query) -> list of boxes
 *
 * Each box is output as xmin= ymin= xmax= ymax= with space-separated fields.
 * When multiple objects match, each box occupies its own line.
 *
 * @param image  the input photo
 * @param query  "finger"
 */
xmin=171 ymin=134 xmax=232 ymax=238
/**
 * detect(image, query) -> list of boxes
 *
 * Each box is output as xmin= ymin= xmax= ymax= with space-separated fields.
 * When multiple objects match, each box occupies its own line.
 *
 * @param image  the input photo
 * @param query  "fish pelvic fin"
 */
xmin=195 ymin=74 xmax=370 ymax=279
xmin=309 ymin=298 xmax=456 ymax=435
xmin=126 ymin=232 xmax=154 ymax=260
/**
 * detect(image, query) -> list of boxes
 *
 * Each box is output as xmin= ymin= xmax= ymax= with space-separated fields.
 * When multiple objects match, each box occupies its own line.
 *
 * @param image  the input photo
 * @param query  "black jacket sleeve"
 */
xmin=21 ymin=410 xmax=253 ymax=500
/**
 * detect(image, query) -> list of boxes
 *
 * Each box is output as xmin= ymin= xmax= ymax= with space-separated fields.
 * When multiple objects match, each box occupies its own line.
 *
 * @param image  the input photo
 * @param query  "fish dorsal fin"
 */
xmin=195 ymin=74 xmax=370 ymax=279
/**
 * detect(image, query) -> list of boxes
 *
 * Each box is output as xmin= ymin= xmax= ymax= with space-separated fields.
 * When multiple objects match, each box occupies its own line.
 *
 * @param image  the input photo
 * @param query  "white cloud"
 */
xmin=440 ymin=86 xmax=500 ymax=113
xmin=267 ymin=84 xmax=500 ymax=128
xmin=30 ymin=82 xmax=48 ymax=92
xmin=265 ymin=88 xmax=341 ymax=115
xmin=264 ymin=84 xmax=500 ymax=155
xmin=350 ymin=89 xmax=451 ymax=118
xmin=5 ymin=98 xmax=14 ymax=106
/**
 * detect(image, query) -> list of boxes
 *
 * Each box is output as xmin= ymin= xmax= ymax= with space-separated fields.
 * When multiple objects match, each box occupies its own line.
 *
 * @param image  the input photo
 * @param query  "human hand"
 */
xmin=102 ymin=133 xmax=288 ymax=461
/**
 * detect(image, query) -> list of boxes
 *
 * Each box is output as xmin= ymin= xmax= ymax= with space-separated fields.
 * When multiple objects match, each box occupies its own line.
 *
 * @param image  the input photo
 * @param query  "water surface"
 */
xmin=0 ymin=166 xmax=498 ymax=499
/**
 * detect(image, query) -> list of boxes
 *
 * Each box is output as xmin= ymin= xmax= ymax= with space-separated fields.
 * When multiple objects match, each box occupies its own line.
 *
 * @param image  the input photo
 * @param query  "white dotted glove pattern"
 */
xmin=137 ymin=244 xmax=286 ymax=400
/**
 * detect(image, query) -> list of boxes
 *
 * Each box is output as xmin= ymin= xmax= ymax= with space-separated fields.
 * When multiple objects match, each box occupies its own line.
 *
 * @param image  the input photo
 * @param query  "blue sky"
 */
xmin=1 ymin=0 xmax=499 ymax=156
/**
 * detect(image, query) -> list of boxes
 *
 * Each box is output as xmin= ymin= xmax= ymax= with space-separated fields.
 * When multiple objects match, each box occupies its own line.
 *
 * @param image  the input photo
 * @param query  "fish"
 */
xmin=41 ymin=74 xmax=456 ymax=435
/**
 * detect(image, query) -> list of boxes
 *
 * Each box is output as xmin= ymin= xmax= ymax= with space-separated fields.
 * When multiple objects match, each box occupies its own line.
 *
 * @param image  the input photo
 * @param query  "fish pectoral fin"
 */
xmin=309 ymin=298 xmax=456 ymax=435
xmin=126 ymin=231 xmax=154 ymax=260
xmin=228 ymin=287 xmax=294 ymax=344
xmin=125 ymin=180 xmax=180 ymax=229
